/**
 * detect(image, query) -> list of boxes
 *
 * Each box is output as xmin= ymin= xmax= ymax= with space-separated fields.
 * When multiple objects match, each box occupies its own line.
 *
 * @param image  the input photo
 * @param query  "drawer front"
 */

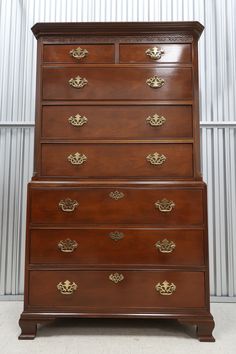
xmin=43 ymin=44 xmax=115 ymax=63
xmin=30 ymin=187 xmax=204 ymax=225
xmin=41 ymin=143 xmax=193 ymax=178
xmin=42 ymin=105 xmax=193 ymax=140
xmin=28 ymin=270 xmax=205 ymax=309
xmin=119 ymin=44 xmax=192 ymax=63
xmin=30 ymin=229 xmax=205 ymax=266
xmin=42 ymin=67 xmax=192 ymax=100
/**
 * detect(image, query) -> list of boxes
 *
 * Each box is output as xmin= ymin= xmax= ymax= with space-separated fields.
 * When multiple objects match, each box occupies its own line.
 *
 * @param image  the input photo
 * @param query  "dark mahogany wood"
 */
xmin=179 ymin=317 xmax=215 ymax=342
xmin=28 ymin=270 xmax=206 ymax=308
xmin=18 ymin=318 xmax=37 ymax=340
xmin=196 ymin=319 xmax=215 ymax=342
xmin=31 ymin=22 xmax=204 ymax=39
xmin=42 ymin=67 xmax=193 ymax=101
xmin=119 ymin=43 xmax=192 ymax=63
xmin=43 ymin=44 xmax=115 ymax=63
xmin=30 ymin=228 xmax=205 ymax=266
xmin=42 ymin=105 xmax=193 ymax=140
xmin=29 ymin=184 xmax=204 ymax=225
xmin=40 ymin=143 xmax=193 ymax=178
xmin=19 ymin=22 xmax=215 ymax=341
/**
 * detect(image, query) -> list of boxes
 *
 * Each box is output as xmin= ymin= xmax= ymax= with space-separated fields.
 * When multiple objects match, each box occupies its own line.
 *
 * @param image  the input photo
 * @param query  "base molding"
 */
xmin=18 ymin=311 xmax=215 ymax=341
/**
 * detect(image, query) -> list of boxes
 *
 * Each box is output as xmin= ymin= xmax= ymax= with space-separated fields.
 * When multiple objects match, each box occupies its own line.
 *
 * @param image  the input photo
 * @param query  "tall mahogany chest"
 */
xmin=19 ymin=22 xmax=215 ymax=341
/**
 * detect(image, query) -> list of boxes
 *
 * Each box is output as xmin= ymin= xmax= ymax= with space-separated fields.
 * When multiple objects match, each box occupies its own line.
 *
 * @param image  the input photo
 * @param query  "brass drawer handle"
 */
xmin=57 ymin=280 xmax=78 ymax=295
xmin=146 ymin=76 xmax=165 ymax=88
xmin=69 ymin=75 xmax=88 ymax=88
xmin=155 ymin=280 xmax=176 ymax=296
xmin=58 ymin=238 xmax=78 ymax=253
xmin=69 ymin=47 xmax=88 ymax=60
xmin=68 ymin=114 xmax=88 ymax=127
xmin=109 ymin=273 xmax=124 ymax=283
xmin=146 ymin=114 xmax=166 ymax=127
xmin=68 ymin=152 xmax=87 ymax=165
xmin=109 ymin=190 xmax=124 ymax=200
xmin=155 ymin=198 xmax=175 ymax=212
xmin=109 ymin=231 xmax=124 ymax=241
xmin=145 ymin=46 xmax=164 ymax=60
xmin=59 ymin=198 xmax=79 ymax=212
xmin=146 ymin=152 xmax=166 ymax=165
xmin=155 ymin=239 xmax=176 ymax=253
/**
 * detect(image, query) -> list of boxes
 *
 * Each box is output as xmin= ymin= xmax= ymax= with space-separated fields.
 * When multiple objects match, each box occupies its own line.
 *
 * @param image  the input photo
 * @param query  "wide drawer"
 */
xmin=28 ymin=270 xmax=206 ymax=309
xmin=42 ymin=105 xmax=193 ymax=140
xmin=42 ymin=67 xmax=192 ymax=100
xmin=43 ymin=44 xmax=115 ymax=63
xmin=41 ymin=143 xmax=193 ymax=178
xmin=29 ymin=186 xmax=204 ymax=225
xmin=30 ymin=228 xmax=205 ymax=266
xmin=119 ymin=44 xmax=192 ymax=63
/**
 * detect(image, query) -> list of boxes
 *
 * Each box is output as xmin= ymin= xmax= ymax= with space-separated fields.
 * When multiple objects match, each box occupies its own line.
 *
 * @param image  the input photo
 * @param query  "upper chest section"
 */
xmin=33 ymin=21 xmax=203 ymax=66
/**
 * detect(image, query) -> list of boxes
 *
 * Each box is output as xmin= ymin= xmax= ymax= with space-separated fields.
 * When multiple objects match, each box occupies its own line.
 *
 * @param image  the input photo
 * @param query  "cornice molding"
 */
xmin=31 ymin=21 xmax=204 ymax=40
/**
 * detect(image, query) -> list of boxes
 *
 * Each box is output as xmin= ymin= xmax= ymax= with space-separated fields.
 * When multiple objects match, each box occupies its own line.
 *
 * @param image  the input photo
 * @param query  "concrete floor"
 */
xmin=0 ymin=302 xmax=235 ymax=354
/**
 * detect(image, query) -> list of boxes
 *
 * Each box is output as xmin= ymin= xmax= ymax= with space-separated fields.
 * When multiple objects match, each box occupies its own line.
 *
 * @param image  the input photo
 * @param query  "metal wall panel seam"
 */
xmin=11 ymin=128 xmax=22 ymax=294
xmin=0 ymin=123 xmax=35 ymax=127
xmin=229 ymin=128 xmax=236 ymax=296
xmin=1 ymin=129 xmax=11 ymax=295
xmin=6 ymin=128 xmax=18 ymax=294
xmin=207 ymin=128 xmax=215 ymax=295
xmin=233 ymin=129 xmax=236 ymax=296
xmin=1 ymin=295 xmax=236 ymax=302
xmin=225 ymin=128 xmax=235 ymax=296
xmin=212 ymin=128 xmax=221 ymax=296
xmin=1 ymin=122 xmax=236 ymax=127
xmin=218 ymin=128 xmax=227 ymax=295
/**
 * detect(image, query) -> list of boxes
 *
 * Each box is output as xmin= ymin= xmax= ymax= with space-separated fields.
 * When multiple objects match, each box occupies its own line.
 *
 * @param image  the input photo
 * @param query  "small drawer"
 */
xmin=119 ymin=44 xmax=192 ymax=63
xmin=42 ymin=67 xmax=192 ymax=100
xmin=30 ymin=228 xmax=205 ymax=266
xmin=43 ymin=44 xmax=115 ymax=63
xmin=29 ymin=185 xmax=204 ymax=226
xmin=28 ymin=270 xmax=206 ymax=309
xmin=40 ymin=143 xmax=193 ymax=179
xmin=42 ymin=105 xmax=193 ymax=140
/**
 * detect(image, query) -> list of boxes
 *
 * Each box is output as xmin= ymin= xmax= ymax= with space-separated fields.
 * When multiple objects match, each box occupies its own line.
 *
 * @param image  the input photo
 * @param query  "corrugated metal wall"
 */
xmin=0 ymin=0 xmax=235 ymax=300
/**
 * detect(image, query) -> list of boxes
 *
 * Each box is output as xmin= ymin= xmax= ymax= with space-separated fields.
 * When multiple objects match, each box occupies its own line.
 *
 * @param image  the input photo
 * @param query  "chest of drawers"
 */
xmin=19 ymin=22 xmax=215 ymax=341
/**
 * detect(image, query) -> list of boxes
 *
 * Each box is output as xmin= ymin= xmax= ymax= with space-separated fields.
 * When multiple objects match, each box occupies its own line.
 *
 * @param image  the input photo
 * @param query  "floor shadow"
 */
xmin=38 ymin=318 xmax=197 ymax=340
